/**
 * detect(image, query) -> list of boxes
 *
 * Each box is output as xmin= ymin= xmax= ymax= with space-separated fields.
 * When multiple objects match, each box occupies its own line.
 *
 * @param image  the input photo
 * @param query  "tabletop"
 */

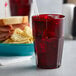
xmin=0 ymin=40 xmax=76 ymax=76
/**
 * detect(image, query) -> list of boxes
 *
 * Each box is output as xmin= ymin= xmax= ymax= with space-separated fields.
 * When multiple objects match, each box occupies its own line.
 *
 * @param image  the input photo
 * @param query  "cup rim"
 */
xmin=32 ymin=14 xmax=65 ymax=20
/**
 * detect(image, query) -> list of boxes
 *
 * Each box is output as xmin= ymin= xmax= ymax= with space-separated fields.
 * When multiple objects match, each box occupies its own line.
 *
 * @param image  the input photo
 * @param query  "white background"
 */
xmin=36 ymin=0 xmax=63 ymax=14
xmin=0 ymin=0 xmax=63 ymax=18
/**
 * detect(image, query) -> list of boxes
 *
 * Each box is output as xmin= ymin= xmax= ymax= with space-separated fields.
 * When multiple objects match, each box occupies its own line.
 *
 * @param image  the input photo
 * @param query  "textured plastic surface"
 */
xmin=0 ymin=43 xmax=34 ymax=56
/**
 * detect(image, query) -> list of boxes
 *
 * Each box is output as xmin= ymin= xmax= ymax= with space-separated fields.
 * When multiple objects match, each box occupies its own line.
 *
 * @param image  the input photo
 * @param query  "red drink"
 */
xmin=32 ymin=14 xmax=65 ymax=69
xmin=9 ymin=0 xmax=32 ymax=17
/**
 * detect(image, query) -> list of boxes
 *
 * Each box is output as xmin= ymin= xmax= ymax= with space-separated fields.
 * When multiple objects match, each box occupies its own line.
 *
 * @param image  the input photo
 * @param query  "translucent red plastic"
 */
xmin=9 ymin=0 xmax=32 ymax=17
xmin=32 ymin=14 xmax=64 ymax=69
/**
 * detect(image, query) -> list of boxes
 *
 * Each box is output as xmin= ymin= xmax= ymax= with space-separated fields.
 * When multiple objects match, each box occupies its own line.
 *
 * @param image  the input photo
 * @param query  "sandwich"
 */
xmin=0 ymin=16 xmax=33 ymax=44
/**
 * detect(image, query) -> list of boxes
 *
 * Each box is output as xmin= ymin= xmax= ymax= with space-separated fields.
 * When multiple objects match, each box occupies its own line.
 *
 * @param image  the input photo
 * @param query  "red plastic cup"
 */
xmin=9 ymin=0 xmax=32 ymax=17
xmin=32 ymin=14 xmax=65 ymax=69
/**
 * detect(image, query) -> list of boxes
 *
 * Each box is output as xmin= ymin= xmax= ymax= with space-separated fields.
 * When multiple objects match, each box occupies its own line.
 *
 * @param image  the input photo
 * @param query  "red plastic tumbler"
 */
xmin=9 ymin=0 xmax=32 ymax=17
xmin=32 ymin=14 xmax=65 ymax=69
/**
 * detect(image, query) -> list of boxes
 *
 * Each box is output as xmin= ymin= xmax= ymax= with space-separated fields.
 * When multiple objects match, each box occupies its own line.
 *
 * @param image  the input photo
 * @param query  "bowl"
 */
xmin=0 ymin=43 xmax=34 ymax=56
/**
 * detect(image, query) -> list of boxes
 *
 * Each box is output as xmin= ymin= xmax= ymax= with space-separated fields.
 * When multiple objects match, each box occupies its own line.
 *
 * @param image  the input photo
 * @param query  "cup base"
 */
xmin=37 ymin=64 xmax=61 ymax=69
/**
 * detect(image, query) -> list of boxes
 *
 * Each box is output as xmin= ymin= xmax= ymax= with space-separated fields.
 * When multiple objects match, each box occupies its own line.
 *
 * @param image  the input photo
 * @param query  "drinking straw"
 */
xmin=5 ymin=1 xmax=8 ymax=17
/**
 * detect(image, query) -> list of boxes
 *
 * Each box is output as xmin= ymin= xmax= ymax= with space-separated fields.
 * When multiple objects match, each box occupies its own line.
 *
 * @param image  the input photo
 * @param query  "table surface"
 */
xmin=0 ymin=40 xmax=76 ymax=76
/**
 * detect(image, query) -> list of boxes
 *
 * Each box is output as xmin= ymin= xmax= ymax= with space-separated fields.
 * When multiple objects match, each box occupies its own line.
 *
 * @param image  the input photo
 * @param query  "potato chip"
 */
xmin=11 ymin=28 xmax=26 ymax=42
xmin=3 ymin=39 xmax=13 ymax=43
xmin=23 ymin=26 xmax=33 ymax=38
xmin=4 ymin=38 xmax=33 ymax=44
xmin=8 ymin=40 xmax=32 ymax=44
xmin=3 ymin=26 xmax=34 ymax=44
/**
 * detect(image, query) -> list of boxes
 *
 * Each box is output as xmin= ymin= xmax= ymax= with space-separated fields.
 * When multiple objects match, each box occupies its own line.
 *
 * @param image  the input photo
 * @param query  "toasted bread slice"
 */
xmin=0 ymin=16 xmax=28 ymax=26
